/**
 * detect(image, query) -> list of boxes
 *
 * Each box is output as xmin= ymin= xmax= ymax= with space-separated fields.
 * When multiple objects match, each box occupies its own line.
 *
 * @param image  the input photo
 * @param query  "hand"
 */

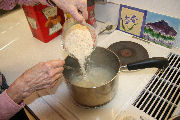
xmin=7 ymin=60 xmax=65 ymax=104
xmin=52 ymin=0 xmax=88 ymax=24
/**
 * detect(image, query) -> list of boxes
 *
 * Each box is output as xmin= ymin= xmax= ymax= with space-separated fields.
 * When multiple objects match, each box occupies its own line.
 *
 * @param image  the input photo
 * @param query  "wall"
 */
xmin=107 ymin=0 xmax=180 ymax=19
xmin=94 ymin=0 xmax=180 ymax=48
xmin=95 ymin=0 xmax=180 ymax=23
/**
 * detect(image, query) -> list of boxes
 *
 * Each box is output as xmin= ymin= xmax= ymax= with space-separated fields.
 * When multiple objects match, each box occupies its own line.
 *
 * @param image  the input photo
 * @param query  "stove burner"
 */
xmin=120 ymin=48 xmax=133 ymax=57
xmin=108 ymin=41 xmax=149 ymax=65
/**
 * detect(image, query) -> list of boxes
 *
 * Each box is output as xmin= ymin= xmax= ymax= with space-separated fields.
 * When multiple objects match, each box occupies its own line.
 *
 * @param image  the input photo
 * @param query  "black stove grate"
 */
xmin=133 ymin=53 xmax=180 ymax=120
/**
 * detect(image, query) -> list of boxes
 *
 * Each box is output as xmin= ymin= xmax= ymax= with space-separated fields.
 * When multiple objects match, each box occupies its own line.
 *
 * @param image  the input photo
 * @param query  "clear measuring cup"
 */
xmin=61 ymin=18 xmax=97 ymax=58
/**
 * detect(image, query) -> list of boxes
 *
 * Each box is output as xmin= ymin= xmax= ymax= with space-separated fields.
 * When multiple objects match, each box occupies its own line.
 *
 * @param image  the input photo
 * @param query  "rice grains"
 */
xmin=63 ymin=24 xmax=94 ymax=74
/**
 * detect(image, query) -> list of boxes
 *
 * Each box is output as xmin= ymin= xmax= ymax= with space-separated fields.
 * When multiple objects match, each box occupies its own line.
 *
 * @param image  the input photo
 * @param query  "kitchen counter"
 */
xmin=0 ymin=8 xmax=111 ymax=119
xmin=0 ymin=8 xmax=110 ymax=85
xmin=0 ymin=9 xmax=66 ymax=119
xmin=1 ymin=9 xmax=180 ymax=120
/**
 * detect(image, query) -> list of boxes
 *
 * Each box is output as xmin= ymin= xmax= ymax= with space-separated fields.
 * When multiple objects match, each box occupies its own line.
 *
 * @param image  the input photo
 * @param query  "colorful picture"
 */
xmin=118 ymin=4 xmax=147 ymax=38
xmin=143 ymin=12 xmax=180 ymax=48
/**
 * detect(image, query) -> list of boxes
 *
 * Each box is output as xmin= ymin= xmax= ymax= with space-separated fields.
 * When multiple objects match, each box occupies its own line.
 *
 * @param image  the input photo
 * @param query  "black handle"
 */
xmin=127 ymin=57 xmax=169 ymax=70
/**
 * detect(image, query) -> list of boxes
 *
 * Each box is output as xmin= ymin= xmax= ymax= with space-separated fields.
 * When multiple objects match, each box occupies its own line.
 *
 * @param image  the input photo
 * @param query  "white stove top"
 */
xmin=1 ymin=9 xmax=179 ymax=119
xmin=31 ymin=30 xmax=179 ymax=120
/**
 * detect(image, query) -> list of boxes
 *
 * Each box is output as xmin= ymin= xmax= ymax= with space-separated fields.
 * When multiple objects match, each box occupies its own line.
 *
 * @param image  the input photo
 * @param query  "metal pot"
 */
xmin=63 ymin=47 xmax=168 ymax=107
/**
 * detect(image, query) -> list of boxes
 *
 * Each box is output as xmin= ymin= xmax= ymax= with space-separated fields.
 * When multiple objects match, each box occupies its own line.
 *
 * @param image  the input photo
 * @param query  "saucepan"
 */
xmin=63 ymin=47 xmax=168 ymax=107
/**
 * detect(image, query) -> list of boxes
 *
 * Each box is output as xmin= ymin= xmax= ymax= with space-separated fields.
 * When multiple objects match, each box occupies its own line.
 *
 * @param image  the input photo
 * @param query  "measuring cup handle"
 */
xmin=126 ymin=57 xmax=169 ymax=70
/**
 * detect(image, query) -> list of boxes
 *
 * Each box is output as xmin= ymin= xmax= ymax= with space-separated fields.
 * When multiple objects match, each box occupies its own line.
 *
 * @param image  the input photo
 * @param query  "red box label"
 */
xmin=22 ymin=3 xmax=65 ymax=43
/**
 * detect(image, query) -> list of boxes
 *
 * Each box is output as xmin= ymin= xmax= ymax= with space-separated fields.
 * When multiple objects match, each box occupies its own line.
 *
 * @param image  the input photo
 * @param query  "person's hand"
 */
xmin=7 ymin=60 xmax=65 ymax=104
xmin=52 ymin=0 xmax=88 ymax=24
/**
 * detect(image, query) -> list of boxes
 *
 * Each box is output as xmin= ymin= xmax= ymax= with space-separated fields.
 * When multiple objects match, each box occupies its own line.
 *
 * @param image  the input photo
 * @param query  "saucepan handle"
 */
xmin=120 ymin=57 xmax=169 ymax=71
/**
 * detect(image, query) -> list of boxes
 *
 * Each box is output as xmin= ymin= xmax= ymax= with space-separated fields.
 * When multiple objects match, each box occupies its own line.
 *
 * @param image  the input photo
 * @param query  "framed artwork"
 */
xmin=118 ymin=4 xmax=147 ymax=38
xmin=143 ymin=12 xmax=180 ymax=48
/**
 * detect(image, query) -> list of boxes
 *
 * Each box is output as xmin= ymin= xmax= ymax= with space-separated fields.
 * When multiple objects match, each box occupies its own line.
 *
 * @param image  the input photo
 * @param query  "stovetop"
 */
xmin=132 ymin=52 xmax=180 ymax=120
xmin=35 ymin=30 xmax=179 ymax=120
xmin=1 ymin=9 xmax=179 ymax=120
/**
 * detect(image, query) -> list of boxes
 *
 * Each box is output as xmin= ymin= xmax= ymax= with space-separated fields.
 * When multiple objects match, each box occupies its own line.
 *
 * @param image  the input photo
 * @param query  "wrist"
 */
xmin=7 ymin=82 xmax=24 ymax=104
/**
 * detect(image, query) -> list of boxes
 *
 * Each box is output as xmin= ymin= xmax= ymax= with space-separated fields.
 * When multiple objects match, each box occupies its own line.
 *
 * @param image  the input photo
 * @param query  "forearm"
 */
xmin=0 ymin=90 xmax=25 ymax=120
xmin=0 ymin=76 xmax=32 ymax=119
xmin=6 ymin=79 xmax=25 ymax=104
xmin=0 ymin=0 xmax=49 ymax=10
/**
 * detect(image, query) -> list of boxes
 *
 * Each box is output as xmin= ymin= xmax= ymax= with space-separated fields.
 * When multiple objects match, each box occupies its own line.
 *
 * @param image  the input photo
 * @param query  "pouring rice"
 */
xmin=63 ymin=24 xmax=94 ymax=74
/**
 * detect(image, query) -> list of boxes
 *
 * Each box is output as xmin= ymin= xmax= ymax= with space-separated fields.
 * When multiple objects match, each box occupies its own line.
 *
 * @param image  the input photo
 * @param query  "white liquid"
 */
xmin=70 ymin=66 xmax=114 ymax=88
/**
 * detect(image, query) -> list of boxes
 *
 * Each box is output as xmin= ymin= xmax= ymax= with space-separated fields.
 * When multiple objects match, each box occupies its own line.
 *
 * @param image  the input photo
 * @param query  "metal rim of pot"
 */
xmin=64 ymin=47 xmax=121 ymax=89
xmin=63 ymin=46 xmax=169 ymax=107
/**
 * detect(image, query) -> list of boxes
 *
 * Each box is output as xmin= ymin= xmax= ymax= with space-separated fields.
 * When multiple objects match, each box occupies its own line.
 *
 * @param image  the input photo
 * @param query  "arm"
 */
xmin=0 ymin=90 xmax=25 ymax=120
xmin=0 ymin=60 xmax=64 ymax=120
xmin=0 ymin=0 xmax=48 ymax=10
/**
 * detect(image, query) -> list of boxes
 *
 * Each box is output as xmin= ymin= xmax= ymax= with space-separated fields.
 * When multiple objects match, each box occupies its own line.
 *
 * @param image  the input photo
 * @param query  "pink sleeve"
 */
xmin=0 ymin=90 xmax=25 ymax=120
xmin=0 ymin=0 xmax=49 ymax=10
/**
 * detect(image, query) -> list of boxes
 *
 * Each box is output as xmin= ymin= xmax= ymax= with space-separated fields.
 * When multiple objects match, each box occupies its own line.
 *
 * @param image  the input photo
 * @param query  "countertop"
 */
xmin=0 ymin=8 xmax=110 ymax=119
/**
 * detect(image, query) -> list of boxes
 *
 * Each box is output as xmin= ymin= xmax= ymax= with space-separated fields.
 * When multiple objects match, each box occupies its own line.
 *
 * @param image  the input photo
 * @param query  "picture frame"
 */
xmin=117 ymin=4 xmax=147 ymax=38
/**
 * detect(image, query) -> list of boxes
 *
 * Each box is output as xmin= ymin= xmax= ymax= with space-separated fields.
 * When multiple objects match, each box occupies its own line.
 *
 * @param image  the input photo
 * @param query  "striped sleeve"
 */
xmin=0 ymin=0 xmax=50 ymax=10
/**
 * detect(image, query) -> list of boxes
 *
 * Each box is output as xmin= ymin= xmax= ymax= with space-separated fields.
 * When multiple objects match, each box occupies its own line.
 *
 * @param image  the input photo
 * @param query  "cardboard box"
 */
xmin=22 ymin=3 xmax=65 ymax=43
xmin=87 ymin=0 xmax=96 ymax=27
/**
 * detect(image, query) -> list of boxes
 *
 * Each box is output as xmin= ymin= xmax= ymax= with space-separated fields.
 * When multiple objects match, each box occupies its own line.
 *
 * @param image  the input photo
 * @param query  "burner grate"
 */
xmin=133 ymin=53 xmax=180 ymax=120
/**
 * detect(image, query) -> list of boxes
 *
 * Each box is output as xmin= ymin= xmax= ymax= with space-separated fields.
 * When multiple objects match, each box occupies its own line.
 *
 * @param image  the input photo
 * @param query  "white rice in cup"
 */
xmin=63 ymin=23 xmax=96 ymax=74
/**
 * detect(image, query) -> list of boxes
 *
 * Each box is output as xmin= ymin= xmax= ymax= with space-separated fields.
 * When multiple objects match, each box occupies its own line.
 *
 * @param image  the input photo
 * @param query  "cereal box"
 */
xmin=22 ymin=3 xmax=65 ymax=43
